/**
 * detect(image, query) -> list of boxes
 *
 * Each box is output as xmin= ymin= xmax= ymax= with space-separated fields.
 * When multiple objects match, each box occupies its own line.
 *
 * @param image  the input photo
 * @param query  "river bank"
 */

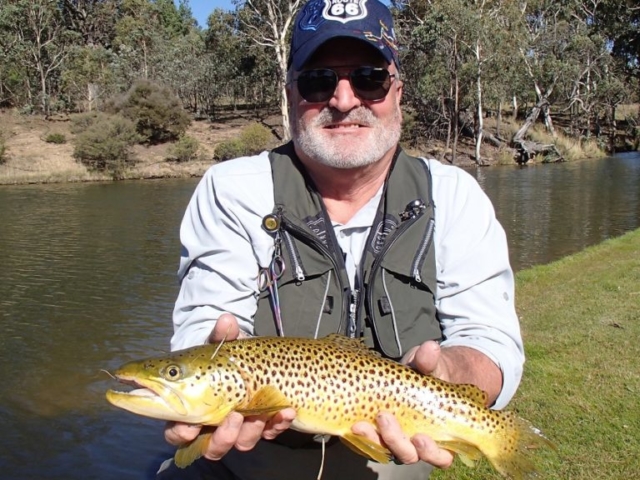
xmin=0 ymin=109 xmax=259 ymax=185
xmin=0 ymin=109 xmax=611 ymax=186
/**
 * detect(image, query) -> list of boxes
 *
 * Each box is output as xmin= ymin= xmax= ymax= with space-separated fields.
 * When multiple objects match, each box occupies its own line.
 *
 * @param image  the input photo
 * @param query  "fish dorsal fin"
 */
xmin=174 ymin=431 xmax=212 ymax=468
xmin=454 ymin=383 xmax=490 ymax=407
xmin=236 ymin=385 xmax=291 ymax=416
xmin=340 ymin=431 xmax=392 ymax=464
xmin=322 ymin=334 xmax=382 ymax=357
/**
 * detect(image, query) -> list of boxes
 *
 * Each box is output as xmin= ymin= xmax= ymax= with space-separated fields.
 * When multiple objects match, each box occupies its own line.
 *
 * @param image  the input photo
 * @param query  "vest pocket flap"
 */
xmin=378 ymin=234 xmax=437 ymax=294
xmin=281 ymin=237 xmax=335 ymax=279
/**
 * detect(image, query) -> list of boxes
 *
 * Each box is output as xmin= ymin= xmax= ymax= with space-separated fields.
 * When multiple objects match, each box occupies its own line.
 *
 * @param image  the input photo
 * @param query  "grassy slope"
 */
xmin=433 ymin=228 xmax=640 ymax=480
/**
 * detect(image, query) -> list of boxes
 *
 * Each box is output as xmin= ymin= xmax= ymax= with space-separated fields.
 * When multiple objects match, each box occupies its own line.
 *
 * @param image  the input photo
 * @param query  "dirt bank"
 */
xmin=0 ymin=109 xmax=508 ymax=185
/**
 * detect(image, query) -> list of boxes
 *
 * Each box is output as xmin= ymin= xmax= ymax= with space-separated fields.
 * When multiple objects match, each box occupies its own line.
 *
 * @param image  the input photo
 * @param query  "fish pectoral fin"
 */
xmin=340 ymin=432 xmax=392 ymax=464
xmin=236 ymin=385 xmax=291 ymax=416
xmin=174 ymin=431 xmax=213 ymax=468
xmin=436 ymin=439 xmax=484 ymax=468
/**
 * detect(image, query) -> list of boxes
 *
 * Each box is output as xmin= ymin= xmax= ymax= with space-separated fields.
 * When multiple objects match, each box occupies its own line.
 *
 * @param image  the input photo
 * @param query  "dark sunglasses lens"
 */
xmin=297 ymin=70 xmax=337 ymax=103
xmin=351 ymin=68 xmax=392 ymax=100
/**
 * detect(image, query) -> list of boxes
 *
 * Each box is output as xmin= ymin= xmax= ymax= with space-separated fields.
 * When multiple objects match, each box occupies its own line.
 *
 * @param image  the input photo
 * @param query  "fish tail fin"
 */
xmin=484 ymin=414 xmax=556 ymax=480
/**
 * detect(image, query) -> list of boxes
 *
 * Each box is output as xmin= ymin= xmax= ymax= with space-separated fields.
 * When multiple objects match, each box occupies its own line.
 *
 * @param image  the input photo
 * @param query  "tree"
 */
xmin=3 ymin=0 xmax=78 ymax=114
xmin=234 ymin=0 xmax=303 ymax=140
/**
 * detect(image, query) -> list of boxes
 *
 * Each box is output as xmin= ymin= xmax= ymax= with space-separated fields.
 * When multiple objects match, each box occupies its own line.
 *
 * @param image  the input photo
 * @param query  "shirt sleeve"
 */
xmin=171 ymin=154 xmax=274 ymax=351
xmin=428 ymin=159 xmax=525 ymax=409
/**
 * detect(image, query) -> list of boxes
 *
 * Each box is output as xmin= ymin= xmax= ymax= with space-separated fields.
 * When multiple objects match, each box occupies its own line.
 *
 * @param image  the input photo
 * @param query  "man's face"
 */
xmin=289 ymin=38 xmax=403 ymax=170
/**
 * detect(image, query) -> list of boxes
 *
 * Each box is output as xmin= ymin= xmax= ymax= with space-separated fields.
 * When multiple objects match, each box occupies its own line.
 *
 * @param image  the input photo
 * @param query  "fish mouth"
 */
xmin=106 ymin=373 xmax=188 ymax=419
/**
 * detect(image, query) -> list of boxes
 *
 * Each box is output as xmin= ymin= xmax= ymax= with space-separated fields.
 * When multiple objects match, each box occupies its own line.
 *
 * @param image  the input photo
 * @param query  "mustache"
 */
xmin=313 ymin=107 xmax=376 ymax=127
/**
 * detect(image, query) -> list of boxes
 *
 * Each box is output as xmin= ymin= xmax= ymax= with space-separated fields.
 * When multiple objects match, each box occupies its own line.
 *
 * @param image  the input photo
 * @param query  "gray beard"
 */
xmin=292 ymin=106 xmax=401 ymax=169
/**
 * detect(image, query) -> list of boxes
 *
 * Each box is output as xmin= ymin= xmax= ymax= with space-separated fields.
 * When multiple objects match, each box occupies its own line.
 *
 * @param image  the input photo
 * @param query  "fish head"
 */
xmin=106 ymin=344 xmax=247 ymax=425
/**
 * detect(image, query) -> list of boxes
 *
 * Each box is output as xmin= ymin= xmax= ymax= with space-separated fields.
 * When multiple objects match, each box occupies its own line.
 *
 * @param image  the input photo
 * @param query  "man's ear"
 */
xmin=394 ymin=77 xmax=404 ymax=109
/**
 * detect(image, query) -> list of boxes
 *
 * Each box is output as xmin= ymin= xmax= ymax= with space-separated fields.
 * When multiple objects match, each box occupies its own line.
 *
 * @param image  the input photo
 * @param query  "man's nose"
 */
xmin=328 ymin=76 xmax=362 ymax=112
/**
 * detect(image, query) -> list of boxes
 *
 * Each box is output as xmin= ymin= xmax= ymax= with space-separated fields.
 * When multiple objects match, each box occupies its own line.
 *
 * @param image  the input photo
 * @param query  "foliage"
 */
xmin=168 ymin=135 xmax=200 ymax=162
xmin=214 ymin=123 xmax=273 ymax=161
xmin=111 ymin=79 xmax=191 ymax=144
xmin=70 ymin=111 xmax=104 ymax=134
xmin=0 ymin=0 xmax=638 ymax=152
xmin=72 ymin=113 xmax=141 ymax=178
xmin=45 ymin=133 xmax=67 ymax=144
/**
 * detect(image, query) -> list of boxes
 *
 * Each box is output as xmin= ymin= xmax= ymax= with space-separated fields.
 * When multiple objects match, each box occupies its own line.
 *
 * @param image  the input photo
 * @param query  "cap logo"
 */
xmin=322 ymin=0 xmax=368 ymax=24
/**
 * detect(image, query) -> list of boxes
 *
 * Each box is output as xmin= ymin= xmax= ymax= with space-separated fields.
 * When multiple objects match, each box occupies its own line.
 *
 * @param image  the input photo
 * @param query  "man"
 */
xmin=157 ymin=0 xmax=524 ymax=478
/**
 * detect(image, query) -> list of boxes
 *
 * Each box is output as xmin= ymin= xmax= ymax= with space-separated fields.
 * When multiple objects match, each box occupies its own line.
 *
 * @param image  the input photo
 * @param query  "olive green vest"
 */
xmin=254 ymin=142 xmax=440 ymax=359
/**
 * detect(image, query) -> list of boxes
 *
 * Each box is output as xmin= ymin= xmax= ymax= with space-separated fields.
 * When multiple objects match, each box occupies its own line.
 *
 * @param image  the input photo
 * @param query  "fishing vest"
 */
xmin=254 ymin=142 xmax=441 ymax=359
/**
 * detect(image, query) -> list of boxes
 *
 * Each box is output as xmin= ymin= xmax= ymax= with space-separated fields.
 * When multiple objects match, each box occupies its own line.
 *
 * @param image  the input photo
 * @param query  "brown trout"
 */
xmin=106 ymin=334 xmax=554 ymax=478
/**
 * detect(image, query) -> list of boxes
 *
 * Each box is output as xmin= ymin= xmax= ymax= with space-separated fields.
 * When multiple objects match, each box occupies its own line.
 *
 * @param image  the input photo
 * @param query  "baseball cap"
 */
xmin=289 ymin=0 xmax=400 ymax=71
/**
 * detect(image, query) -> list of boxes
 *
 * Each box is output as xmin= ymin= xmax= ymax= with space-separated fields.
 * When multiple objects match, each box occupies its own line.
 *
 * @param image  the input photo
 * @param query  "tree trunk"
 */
xmin=512 ymin=97 xmax=547 ymax=143
xmin=474 ymin=41 xmax=484 ymax=166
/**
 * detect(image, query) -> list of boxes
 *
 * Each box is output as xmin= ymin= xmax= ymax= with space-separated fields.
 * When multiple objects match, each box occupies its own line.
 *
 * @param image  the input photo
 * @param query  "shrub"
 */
xmin=113 ymin=80 xmax=191 ymax=144
xmin=45 ymin=133 xmax=67 ymax=144
xmin=70 ymin=111 xmax=104 ymax=134
xmin=168 ymin=135 xmax=200 ymax=162
xmin=73 ymin=114 xmax=141 ymax=179
xmin=215 ymin=123 xmax=273 ymax=161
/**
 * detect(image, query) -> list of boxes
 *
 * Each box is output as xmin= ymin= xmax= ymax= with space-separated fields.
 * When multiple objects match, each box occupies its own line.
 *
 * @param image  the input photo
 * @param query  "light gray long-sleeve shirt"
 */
xmin=171 ymin=151 xmax=524 ymax=409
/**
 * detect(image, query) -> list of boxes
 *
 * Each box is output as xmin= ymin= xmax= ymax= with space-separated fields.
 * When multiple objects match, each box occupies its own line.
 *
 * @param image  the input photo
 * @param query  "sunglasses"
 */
xmin=294 ymin=67 xmax=397 ymax=103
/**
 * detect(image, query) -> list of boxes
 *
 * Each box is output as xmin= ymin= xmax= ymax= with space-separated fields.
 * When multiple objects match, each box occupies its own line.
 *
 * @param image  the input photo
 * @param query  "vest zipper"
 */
xmin=364 ymin=203 xmax=426 ymax=355
xmin=281 ymin=216 xmax=350 ymax=333
xmin=281 ymin=230 xmax=305 ymax=282
xmin=348 ymin=288 xmax=359 ymax=338
xmin=410 ymin=217 xmax=435 ymax=283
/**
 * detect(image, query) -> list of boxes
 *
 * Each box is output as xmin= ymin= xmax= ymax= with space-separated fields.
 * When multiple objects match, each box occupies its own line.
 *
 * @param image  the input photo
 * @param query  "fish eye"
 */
xmin=163 ymin=364 xmax=182 ymax=380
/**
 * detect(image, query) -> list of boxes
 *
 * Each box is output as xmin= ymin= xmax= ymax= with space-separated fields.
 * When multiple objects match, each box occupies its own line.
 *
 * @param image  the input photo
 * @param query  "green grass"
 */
xmin=432 ymin=228 xmax=640 ymax=480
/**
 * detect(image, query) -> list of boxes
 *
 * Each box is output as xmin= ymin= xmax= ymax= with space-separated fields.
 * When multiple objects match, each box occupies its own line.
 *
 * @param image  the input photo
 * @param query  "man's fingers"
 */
xmin=234 ymin=415 xmax=269 ymax=451
xmin=411 ymin=434 xmax=455 ymax=469
xmin=208 ymin=313 xmax=241 ymax=343
xmin=262 ymin=408 xmax=296 ymax=440
xmin=403 ymin=341 xmax=443 ymax=377
xmin=203 ymin=413 xmax=244 ymax=460
xmin=375 ymin=412 xmax=420 ymax=464
xmin=164 ymin=421 xmax=202 ymax=446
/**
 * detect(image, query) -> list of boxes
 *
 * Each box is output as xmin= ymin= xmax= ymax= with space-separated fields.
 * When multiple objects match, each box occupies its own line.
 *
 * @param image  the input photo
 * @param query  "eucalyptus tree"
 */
xmin=395 ymin=0 xmax=521 ymax=164
xmin=1 ymin=0 xmax=78 ymax=115
xmin=395 ymin=0 xmax=475 ymax=164
xmin=59 ymin=0 xmax=121 ymax=47
xmin=114 ymin=0 xmax=164 ymax=82
xmin=233 ymin=0 xmax=303 ymax=140
xmin=511 ymin=0 xmax=580 ymax=142
xmin=199 ymin=9 xmax=246 ymax=116
xmin=593 ymin=0 xmax=640 ymax=82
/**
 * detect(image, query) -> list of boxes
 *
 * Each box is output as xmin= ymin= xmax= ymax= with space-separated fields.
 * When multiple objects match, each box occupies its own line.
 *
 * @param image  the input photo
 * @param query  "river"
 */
xmin=0 ymin=152 xmax=638 ymax=479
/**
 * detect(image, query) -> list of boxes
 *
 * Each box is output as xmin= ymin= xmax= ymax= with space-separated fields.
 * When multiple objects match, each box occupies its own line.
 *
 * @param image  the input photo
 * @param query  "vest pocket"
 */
xmin=254 ymin=271 xmax=343 ymax=339
xmin=368 ymin=267 xmax=441 ymax=359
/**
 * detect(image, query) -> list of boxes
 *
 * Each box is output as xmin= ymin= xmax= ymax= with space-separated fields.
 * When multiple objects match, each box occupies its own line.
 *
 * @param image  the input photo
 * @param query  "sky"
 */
xmin=183 ymin=0 xmax=234 ymax=27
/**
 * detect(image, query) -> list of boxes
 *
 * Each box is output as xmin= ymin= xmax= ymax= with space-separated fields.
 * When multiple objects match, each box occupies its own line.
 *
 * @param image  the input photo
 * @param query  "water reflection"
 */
xmin=0 ymin=179 xmax=196 ymax=478
xmin=471 ymin=153 xmax=640 ymax=271
xmin=0 ymin=153 xmax=638 ymax=478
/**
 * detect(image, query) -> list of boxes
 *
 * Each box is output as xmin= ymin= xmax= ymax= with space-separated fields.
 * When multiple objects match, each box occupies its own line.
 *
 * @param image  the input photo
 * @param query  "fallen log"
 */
xmin=512 ymin=139 xmax=564 ymax=164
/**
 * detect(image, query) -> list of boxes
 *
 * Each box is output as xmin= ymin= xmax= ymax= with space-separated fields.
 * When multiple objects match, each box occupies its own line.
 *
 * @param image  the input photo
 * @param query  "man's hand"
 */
xmin=352 ymin=340 xmax=455 ymax=468
xmin=163 ymin=313 xmax=296 ymax=460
